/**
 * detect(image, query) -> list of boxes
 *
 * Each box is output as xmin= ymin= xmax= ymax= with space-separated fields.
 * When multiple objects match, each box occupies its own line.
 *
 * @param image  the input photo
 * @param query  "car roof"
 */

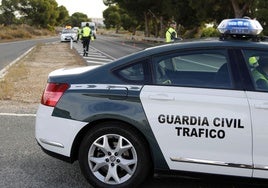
xmin=146 ymin=38 xmax=268 ymax=52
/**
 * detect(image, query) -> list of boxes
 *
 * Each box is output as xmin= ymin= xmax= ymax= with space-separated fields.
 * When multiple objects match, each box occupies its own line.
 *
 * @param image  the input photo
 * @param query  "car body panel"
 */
xmin=38 ymin=83 xmax=169 ymax=169
xmin=53 ymin=84 xmax=143 ymax=122
xmin=140 ymin=85 xmax=252 ymax=177
xmin=35 ymin=104 xmax=87 ymax=156
xmin=35 ymin=38 xmax=268 ymax=180
xmin=246 ymin=91 xmax=268 ymax=178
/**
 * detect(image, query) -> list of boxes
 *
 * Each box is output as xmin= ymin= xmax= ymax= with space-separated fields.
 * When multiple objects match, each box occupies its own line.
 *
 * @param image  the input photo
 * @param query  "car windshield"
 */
xmin=62 ymin=29 xmax=76 ymax=34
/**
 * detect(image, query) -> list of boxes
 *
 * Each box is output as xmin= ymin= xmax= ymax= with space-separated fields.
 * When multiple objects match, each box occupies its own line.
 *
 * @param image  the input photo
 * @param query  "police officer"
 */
xmin=76 ymin=27 xmax=81 ymax=42
xmin=249 ymin=56 xmax=268 ymax=90
xmin=81 ymin=23 xmax=92 ymax=56
xmin=166 ymin=21 xmax=180 ymax=43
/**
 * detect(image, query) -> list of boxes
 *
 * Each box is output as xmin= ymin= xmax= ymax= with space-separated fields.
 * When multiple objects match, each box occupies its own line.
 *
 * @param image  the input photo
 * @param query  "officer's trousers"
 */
xmin=82 ymin=37 xmax=91 ymax=53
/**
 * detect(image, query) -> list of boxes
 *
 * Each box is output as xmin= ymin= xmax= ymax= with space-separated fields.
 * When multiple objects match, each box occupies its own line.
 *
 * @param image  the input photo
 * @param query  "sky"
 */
xmin=56 ymin=0 xmax=107 ymax=18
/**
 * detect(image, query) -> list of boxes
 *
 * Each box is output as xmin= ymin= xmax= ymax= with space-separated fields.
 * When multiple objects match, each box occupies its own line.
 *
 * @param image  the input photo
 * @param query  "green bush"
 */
xmin=201 ymin=27 xmax=220 ymax=37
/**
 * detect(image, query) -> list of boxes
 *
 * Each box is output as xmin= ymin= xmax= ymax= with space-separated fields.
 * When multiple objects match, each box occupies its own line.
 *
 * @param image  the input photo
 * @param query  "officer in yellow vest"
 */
xmin=166 ymin=21 xmax=177 ymax=43
xmin=249 ymin=56 xmax=268 ymax=90
xmin=81 ymin=23 xmax=92 ymax=56
xmin=76 ymin=27 xmax=82 ymax=42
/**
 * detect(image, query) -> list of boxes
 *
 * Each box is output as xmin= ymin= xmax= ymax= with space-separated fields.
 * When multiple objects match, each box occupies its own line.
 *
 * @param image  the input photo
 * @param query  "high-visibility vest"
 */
xmin=91 ymin=34 xmax=95 ymax=41
xmin=78 ymin=28 xmax=82 ymax=35
xmin=166 ymin=27 xmax=177 ymax=42
xmin=252 ymin=69 xmax=268 ymax=88
xmin=82 ymin=26 xmax=91 ymax=37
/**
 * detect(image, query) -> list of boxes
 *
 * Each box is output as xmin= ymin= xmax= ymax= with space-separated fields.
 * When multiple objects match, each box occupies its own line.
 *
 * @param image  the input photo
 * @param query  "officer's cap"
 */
xmin=249 ymin=56 xmax=259 ymax=67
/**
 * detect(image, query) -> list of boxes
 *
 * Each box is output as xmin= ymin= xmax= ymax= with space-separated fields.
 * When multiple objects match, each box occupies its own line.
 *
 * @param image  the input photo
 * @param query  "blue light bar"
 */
xmin=217 ymin=18 xmax=263 ymax=36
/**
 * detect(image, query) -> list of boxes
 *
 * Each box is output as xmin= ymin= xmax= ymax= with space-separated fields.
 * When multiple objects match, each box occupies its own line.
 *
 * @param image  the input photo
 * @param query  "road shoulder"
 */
xmin=0 ymin=41 xmax=85 ymax=114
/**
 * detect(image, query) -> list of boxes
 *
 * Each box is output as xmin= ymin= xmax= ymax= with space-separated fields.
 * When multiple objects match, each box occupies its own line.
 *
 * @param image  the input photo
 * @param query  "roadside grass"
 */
xmin=0 ymin=42 xmax=85 ymax=102
xmin=0 ymin=24 xmax=56 ymax=41
xmin=0 ymin=62 xmax=28 ymax=100
xmin=0 ymin=79 xmax=14 ymax=100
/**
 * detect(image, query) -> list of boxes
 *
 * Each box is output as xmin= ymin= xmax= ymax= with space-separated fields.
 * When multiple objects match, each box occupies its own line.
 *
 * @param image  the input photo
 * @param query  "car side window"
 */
xmin=152 ymin=50 xmax=233 ymax=89
xmin=114 ymin=59 xmax=149 ymax=84
xmin=243 ymin=50 xmax=268 ymax=91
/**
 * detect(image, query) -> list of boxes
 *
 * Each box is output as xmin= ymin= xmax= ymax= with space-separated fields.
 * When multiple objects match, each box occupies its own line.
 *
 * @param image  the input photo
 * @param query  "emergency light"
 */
xmin=217 ymin=18 xmax=263 ymax=41
xmin=218 ymin=18 xmax=263 ymax=35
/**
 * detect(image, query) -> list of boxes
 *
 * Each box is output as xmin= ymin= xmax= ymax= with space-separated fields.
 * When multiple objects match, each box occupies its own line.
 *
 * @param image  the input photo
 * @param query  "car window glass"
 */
xmin=243 ymin=50 xmax=268 ymax=91
xmin=114 ymin=60 xmax=148 ymax=84
xmin=153 ymin=50 xmax=232 ymax=89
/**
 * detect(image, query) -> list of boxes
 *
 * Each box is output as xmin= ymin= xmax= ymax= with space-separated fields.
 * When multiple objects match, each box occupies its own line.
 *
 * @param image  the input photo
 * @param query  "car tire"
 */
xmin=78 ymin=121 xmax=152 ymax=188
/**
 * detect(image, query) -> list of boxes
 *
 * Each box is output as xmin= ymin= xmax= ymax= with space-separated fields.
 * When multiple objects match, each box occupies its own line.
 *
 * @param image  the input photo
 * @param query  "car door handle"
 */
xmin=148 ymin=94 xmax=175 ymax=101
xmin=254 ymin=103 xmax=268 ymax=109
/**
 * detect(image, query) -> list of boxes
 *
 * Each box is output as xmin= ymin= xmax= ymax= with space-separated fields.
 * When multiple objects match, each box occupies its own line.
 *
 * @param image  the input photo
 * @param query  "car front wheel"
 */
xmin=78 ymin=121 xmax=151 ymax=188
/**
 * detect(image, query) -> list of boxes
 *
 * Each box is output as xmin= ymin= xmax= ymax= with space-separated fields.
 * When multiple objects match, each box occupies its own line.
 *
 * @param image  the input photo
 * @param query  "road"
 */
xmin=0 ymin=115 xmax=266 ymax=188
xmin=0 ymin=37 xmax=59 ymax=71
xmin=0 ymin=36 xmax=267 ymax=188
xmin=73 ymin=35 xmax=156 ymax=66
xmin=90 ymin=35 xmax=156 ymax=59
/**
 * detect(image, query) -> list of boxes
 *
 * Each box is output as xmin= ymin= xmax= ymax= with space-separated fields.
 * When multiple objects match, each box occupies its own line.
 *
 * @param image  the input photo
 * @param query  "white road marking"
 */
xmin=73 ymin=43 xmax=115 ymax=67
xmin=0 ymin=113 xmax=36 ymax=117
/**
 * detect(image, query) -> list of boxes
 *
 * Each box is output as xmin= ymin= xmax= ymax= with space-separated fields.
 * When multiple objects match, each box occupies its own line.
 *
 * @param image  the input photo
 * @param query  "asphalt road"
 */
xmin=0 ymin=37 xmax=59 ymax=71
xmin=1 ymin=36 xmax=268 ymax=187
xmin=90 ymin=35 xmax=156 ymax=59
xmin=1 ymin=115 xmax=267 ymax=188
xmin=0 ymin=115 xmax=90 ymax=188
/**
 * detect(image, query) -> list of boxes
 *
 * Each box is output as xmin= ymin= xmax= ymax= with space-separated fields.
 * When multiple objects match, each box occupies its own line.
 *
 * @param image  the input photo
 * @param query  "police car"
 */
xmin=60 ymin=28 xmax=77 ymax=42
xmin=36 ymin=18 xmax=268 ymax=188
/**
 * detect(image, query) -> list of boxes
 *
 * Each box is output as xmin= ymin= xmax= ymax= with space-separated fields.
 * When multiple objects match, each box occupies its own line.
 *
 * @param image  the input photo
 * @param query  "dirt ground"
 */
xmin=0 ymin=41 xmax=85 ymax=114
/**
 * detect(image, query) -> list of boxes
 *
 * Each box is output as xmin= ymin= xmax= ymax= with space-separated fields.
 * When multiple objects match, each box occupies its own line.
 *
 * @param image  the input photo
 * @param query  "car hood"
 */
xmin=61 ymin=33 xmax=76 ymax=36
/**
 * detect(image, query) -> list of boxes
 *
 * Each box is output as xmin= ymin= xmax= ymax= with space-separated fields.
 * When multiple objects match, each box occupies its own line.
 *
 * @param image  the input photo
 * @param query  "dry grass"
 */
xmin=0 ymin=62 xmax=28 ymax=100
xmin=0 ymin=26 xmax=83 ymax=113
xmin=0 ymin=24 xmax=56 ymax=41
xmin=0 ymin=42 xmax=85 ymax=103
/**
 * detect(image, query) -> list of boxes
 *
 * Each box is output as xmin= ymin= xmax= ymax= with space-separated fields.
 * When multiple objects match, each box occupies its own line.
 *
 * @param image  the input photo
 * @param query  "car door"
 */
xmin=140 ymin=49 xmax=253 ymax=177
xmin=242 ymin=49 xmax=268 ymax=179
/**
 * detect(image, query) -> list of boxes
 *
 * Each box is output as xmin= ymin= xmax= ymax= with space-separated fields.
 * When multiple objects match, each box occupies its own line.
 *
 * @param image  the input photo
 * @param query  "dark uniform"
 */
xmin=81 ymin=23 xmax=92 ymax=56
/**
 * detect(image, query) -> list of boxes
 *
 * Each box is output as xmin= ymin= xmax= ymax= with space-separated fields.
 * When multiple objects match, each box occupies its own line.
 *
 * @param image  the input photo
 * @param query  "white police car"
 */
xmin=60 ymin=28 xmax=77 ymax=42
xmin=36 ymin=18 xmax=268 ymax=187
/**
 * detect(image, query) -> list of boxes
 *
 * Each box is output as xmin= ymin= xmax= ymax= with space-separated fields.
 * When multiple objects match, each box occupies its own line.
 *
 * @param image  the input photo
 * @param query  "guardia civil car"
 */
xmin=60 ymin=28 xmax=77 ymax=42
xmin=36 ymin=18 xmax=268 ymax=187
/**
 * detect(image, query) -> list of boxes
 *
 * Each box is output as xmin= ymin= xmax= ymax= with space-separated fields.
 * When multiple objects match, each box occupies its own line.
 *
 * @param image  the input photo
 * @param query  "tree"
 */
xmin=112 ymin=0 xmax=153 ymax=36
xmin=19 ymin=0 xmax=59 ymax=28
xmin=0 ymin=0 xmax=19 ymax=25
xmin=121 ymin=12 xmax=138 ymax=34
xmin=102 ymin=0 xmax=268 ymax=38
xmin=56 ymin=5 xmax=69 ymax=26
xmin=103 ymin=0 xmax=115 ymax=6
xmin=67 ymin=12 xmax=89 ymax=27
xmin=251 ymin=0 xmax=268 ymax=35
xmin=230 ymin=0 xmax=254 ymax=18
xmin=103 ymin=5 xmax=121 ymax=32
